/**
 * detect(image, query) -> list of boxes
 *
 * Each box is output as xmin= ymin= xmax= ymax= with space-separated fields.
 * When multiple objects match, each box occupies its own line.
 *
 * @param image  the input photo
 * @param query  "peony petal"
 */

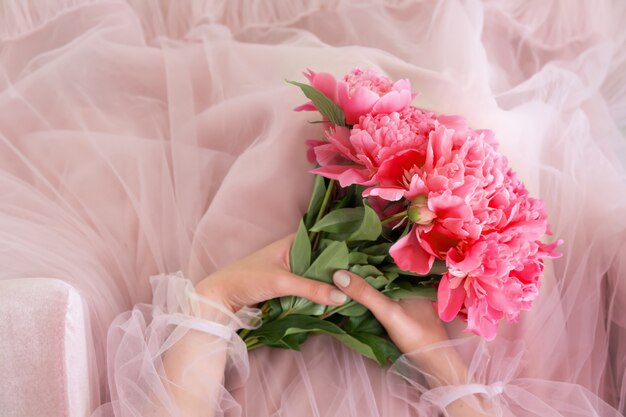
xmin=465 ymin=301 xmax=500 ymax=341
xmin=389 ymin=228 xmax=434 ymax=274
xmin=337 ymin=82 xmax=379 ymax=124
xmin=310 ymin=71 xmax=338 ymax=102
xmin=304 ymin=140 xmax=326 ymax=164
xmin=377 ymin=89 xmax=413 ymax=113
xmin=313 ymin=143 xmax=344 ymax=166
xmin=437 ymin=273 xmax=467 ymax=322
xmin=391 ymin=78 xmax=412 ymax=92
xmin=376 ymin=149 xmax=425 ymax=187
xmin=363 ymin=186 xmax=406 ymax=201
xmin=294 ymin=102 xmax=317 ymax=112
xmin=311 ymin=165 xmax=373 ymax=187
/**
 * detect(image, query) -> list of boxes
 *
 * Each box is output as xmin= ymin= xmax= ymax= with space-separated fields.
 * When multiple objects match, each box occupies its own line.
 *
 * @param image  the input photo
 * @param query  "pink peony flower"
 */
xmin=295 ymin=68 xmax=414 ymax=125
xmin=310 ymin=107 xmax=438 ymax=187
xmin=437 ymin=228 xmax=561 ymax=340
xmin=370 ymin=121 xmax=507 ymax=274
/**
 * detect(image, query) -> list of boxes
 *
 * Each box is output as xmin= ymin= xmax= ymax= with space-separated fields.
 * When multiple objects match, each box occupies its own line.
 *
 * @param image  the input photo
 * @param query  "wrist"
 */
xmin=194 ymin=277 xmax=236 ymax=316
xmin=406 ymin=344 xmax=468 ymax=386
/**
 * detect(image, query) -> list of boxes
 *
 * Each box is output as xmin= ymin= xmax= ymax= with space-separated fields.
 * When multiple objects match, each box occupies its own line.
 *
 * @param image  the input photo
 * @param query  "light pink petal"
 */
xmin=436 ymin=114 xmax=468 ymax=133
xmin=465 ymin=301 xmax=500 ymax=341
xmin=311 ymin=165 xmax=372 ymax=187
xmin=371 ymin=90 xmax=410 ymax=114
xmin=337 ymin=82 xmax=379 ymax=124
xmin=363 ymin=186 xmax=406 ymax=201
xmin=313 ymin=143 xmax=343 ymax=166
xmin=311 ymin=71 xmax=338 ymax=102
xmin=391 ymin=78 xmax=412 ymax=92
xmin=294 ymin=102 xmax=317 ymax=112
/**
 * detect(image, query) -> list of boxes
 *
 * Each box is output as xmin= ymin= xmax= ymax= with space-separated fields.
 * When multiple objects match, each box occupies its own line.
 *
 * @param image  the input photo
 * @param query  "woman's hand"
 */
xmin=331 ymin=269 xmax=449 ymax=354
xmin=331 ymin=269 xmax=490 ymax=417
xmin=195 ymin=235 xmax=347 ymax=313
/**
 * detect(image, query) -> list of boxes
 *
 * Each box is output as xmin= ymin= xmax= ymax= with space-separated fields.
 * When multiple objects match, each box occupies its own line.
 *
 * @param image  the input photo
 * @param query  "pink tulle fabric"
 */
xmin=0 ymin=0 xmax=625 ymax=416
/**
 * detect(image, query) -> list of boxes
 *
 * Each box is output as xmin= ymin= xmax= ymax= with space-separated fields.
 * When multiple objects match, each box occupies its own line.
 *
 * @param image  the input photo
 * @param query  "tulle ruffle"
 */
xmin=92 ymin=273 xmax=259 ymax=417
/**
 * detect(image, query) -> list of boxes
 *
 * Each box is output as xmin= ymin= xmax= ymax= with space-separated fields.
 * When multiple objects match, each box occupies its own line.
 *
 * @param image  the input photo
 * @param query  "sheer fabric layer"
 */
xmin=0 ymin=0 xmax=625 ymax=416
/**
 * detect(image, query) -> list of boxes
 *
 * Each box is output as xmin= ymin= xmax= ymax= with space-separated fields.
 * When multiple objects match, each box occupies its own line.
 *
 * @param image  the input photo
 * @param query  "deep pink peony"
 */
xmin=295 ymin=68 xmax=414 ymax=125
xmin=357 ymin=112 xmax=561 ymax=339
xmin=310 ymin=107 xmax=438 ymax=187
xmin=370 ymin=120 xmax=509 ymax=274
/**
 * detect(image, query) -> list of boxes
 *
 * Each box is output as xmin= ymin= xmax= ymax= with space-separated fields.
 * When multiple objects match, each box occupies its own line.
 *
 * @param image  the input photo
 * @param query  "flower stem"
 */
xmin=381 ymin=210 xmax=408 ymax=225
xmin=239 ymin=328 xmax=252 ymax=340
xmin=245 ymin=336 xmax=262 ymax=350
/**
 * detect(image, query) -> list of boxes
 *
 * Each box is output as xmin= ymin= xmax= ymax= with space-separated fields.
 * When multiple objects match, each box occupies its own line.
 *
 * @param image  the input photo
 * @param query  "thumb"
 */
xmin=275 ymin=272 xmax=348 ymax=306
xmin=332 ymin=270 xmax=399 ymax=324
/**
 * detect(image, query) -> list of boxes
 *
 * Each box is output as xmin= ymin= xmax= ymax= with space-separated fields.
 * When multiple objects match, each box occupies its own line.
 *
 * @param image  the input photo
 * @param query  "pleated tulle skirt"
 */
xmin=1 ymin=0 xmax=625 ymax=415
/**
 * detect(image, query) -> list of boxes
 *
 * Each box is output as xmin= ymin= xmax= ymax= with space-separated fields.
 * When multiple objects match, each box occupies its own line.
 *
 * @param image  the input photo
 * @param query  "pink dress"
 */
xmin=1 ymin=0 xmax=625 ymax=415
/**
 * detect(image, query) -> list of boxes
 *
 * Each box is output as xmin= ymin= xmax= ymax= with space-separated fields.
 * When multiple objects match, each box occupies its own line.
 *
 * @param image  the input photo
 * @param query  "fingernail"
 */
xmin=333 ymin=271 xmax=351 ymax=288
xmin=330 ymin=289 xmax=348 ymax=304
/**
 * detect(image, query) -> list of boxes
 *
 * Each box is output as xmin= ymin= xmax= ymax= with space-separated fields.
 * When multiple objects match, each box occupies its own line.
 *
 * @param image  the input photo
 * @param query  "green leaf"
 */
xmin=290 ymin=220 xmax=311 ymax=276
xmin=348 ymin=251 xmax=369 ymax=265
xmin=335 ymin=302 xmax=368 ymax=317
xmin=344 ymin=312 xmax=385 ymax=334
xmin=251 ymin=315 xmax=344 ymax=342
xmin=303 ymin=240 xmax=349 ymax=283
xmin=291 ymin=297 xmax=327 ymax=315
xmin=287 ymin=80 xmax=346 ymax=126
xmin=251 ymin=315 xmax=384 ymax=364
xmin=383 ymin=282 xmax=438 ymax=300
xmin=266 ymin=298 xmax=284 ymax=321
xmin=280 ymin=333 xmax=309 ymax=350
xmin=311 ymin=206 xmax=382 ymax=242
xmin=280 ymin=296 xmax=293 ymax=312
xmin=347 ymin=204 xmax=382 ymax=241
xmin=350 ymin=332 xmax=402 ymax=366
xmin=350 ymin=264 xmax=384 ymax=278
xmin=310 ymin=207 xmax=364 ymax=234
xmin=304 ymin=176 xmax=327 ymax=229
xmin=360 ymin=242 xmax=393 ymax=256
xmin=283 ymin=220 xmax=313 ymax=311
xmin=330 ymin=333 xmax=378 ymax=362
xmin=366 ymin=254 xmax=388 ymax=265
xmin=255 ymin=332 xmax=308 ymax=350
xmin=365 ymin=275 xmax=389 ymax=290
xmin=382 ymin=265 xmax=430 ymax=277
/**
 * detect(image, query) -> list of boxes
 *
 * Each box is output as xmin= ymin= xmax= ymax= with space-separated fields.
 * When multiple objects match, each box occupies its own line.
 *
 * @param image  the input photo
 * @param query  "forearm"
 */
xmin=160 ymin=296 xmax=234 ymax=417
xmin=162 ymin=330 xmax=229 ymax=417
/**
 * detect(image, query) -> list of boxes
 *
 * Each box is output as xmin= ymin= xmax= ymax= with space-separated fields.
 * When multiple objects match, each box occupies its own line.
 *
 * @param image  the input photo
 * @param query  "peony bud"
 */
xmin=407 ymin=195 xmax=436 ymax=225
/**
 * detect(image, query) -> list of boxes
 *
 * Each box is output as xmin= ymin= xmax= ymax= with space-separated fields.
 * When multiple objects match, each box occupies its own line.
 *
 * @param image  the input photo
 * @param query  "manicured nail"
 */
xmin=330 ymin=289 xmax=348 ymax=304
xmin=333 ymin=271 xmax=351 ymax=288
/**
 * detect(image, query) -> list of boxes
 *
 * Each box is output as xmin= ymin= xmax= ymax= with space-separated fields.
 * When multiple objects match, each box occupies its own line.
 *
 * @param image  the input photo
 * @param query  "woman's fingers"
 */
xmin=332 ymin=270 xmax=401 ymax=325
xmin=275 ymin=273 xmax=348 ymax=306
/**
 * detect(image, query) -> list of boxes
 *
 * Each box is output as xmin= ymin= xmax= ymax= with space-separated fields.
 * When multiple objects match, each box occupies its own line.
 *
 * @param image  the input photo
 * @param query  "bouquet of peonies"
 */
xmin=239 ymin=68 xmax=561 ymax=365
